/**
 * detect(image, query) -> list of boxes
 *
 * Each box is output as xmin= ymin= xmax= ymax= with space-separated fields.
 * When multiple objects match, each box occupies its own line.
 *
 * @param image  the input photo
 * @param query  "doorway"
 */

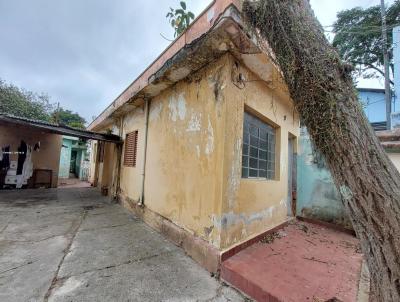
xmin=287 ymin=135 xmax=297 ymax=216
xmin=70 ymin=150 xmax=77 ymax=176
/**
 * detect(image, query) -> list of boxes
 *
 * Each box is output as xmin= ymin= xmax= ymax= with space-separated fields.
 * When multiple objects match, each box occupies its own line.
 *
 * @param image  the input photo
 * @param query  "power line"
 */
xmin=324 ymin=23 xmax=400 ymax=29
xmin=324 ymin=24 xmax=400 ymax=35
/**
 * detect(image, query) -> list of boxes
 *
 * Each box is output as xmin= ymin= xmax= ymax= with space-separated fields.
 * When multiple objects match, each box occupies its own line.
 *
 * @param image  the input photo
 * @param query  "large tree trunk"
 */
xmin=243 ymin=0 xmax=400 ymax=301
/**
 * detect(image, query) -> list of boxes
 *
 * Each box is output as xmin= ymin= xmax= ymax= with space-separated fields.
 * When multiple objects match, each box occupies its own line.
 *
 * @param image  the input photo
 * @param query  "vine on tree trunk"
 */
xmin=242 ymin=1 xmax=400 ymax=301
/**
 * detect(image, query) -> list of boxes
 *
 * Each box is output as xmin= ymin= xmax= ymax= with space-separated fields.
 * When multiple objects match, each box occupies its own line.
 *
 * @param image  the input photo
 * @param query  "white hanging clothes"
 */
xmin=16 ymin=146 xmax=33 ymax=189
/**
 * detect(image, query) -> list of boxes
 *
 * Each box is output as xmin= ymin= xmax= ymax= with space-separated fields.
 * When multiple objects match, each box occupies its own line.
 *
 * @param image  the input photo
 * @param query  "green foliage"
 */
xmin=53 ymin=108 xmax=86 ymax=129
xmin=166 ymin=1 xmax=195 ymax=37
xmin=332 ymin=1 xmax=400 ymax=83
xmin=0 ymin=79 xmax=54 ymax=121
xmin=0 ymin=78 xmax=86 ymax=129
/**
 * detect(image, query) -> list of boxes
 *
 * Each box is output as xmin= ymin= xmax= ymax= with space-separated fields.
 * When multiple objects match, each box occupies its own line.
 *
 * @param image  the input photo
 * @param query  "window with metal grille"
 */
xmin=124 ymin=131 xmax=138 ymax=167
xmin=242 ymin=111 xmax=276 ymax=179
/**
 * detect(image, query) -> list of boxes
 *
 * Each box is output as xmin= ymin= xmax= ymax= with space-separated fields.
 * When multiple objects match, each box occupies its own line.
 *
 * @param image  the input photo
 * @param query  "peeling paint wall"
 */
xmin=93 ymin=53 xmax=300 ymax=250
xmin=218 ymin=55 xmax=300 ymax=249
xmin=88 ymin=141 xmax=97 ymax=185
xmin=119 ymin=107 xmax=145 ymax=201
xmin=142 ymin=55 xmax=229 ymax=248
xmin=297 ymin=128 xmax=400 ymax=230
xmin=100 ymin=142 xmax=116 ymax=190
xmin=297 ymin=128 xmax=352 ymax=229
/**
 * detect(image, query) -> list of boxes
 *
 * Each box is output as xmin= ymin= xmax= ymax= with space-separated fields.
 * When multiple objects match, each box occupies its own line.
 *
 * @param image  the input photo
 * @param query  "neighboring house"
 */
xmin=358 ymin=88 xmax=396 ymax=129
xmin=393 ymin=26 xmax=400 ymax=128
xmin=0 ymin=117 xmax=62 ymax=188
xmin=88 ymin=1 xmax=300 ymax=272
xmin=0 ymin=114 xmax=119 ymax=189
xmin=58 ymin=136 xmax=88 ymax=180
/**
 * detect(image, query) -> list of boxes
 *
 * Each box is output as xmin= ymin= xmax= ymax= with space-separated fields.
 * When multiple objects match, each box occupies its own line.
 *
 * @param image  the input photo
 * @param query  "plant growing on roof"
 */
xmin=166 ymin=1 xmax=195 ymax=38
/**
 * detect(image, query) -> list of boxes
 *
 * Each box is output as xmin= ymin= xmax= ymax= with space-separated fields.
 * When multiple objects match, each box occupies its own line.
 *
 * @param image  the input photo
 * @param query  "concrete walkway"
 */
xmin=0 ymin=188 xmax=245 ymax=302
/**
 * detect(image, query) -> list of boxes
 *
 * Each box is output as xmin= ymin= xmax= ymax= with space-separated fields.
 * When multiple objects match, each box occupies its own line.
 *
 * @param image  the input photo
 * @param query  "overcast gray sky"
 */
xmin=0 ymin=0 xmax=395 ymax=122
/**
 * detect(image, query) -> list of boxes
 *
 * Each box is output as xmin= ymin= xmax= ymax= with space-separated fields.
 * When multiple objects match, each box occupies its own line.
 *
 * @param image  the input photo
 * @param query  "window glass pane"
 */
xmin=249 ymin=169 xmax=258 ymax=177
xmin=242 ymin=111 xmax=276 ymax=179
xmin=242 ymin=168 xmax=249 ymax=178
xmin=250 ymin=135 xmax=259 ymax=147
xmin=250 ymin=147 xmax=258 ymax=158
xmin=250 ymin=125 xmax=258 ymax=136
xmin=242 ymin=144 xmax=249 ymax=155
xmin=259 ymin=139 xmax=267 ymax=150
xmin=242 ymin=156 xmax=249 ymax=167
xmin=259 ymin=129 xmax=268 ymax=140
xmin=259 ymin=170 xmax=267 ymax=178
xmin=249 ymin=158 xmax=258 ymax=169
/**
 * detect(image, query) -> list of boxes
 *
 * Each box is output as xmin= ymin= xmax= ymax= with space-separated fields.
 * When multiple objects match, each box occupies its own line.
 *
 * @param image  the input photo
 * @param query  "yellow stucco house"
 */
xmin=88 ymin=0 xmax=300 ymax=272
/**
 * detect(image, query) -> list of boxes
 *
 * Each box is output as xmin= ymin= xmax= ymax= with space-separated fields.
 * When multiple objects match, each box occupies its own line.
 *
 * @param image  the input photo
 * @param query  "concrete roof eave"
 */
xmin=88 ymin=1 xmax=292 ymax=133
xmin=0 ymin=113 xmax=122 ymax=143
xmin=88 ymin=1 xmax=255 ymax=131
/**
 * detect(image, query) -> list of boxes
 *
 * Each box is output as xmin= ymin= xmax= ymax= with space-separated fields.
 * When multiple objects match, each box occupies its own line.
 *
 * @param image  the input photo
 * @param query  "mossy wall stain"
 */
xmin=219 ymin=54 xmax=300 ymax=249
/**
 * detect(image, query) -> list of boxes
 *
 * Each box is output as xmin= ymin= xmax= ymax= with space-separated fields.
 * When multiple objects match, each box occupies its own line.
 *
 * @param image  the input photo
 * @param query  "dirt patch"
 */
xmin=259 ymin=230 xmax=287 ymax=244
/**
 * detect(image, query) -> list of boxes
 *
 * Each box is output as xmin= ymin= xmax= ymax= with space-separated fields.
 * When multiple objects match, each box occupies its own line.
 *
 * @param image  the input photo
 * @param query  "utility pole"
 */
xmin=55 ymin=102 xmax=60 ymax=124
xmin=380 ymin=0 xmax=392 ymax=130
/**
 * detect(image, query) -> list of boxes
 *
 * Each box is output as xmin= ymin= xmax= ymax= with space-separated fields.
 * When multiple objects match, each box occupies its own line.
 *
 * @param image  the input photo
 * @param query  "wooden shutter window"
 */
xmin=124 ymin=131 xmax=138 ymax=167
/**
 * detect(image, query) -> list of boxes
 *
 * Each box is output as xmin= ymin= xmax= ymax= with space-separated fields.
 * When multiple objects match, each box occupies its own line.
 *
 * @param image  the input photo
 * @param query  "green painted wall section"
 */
xmin=297 ymin=128 xmax=352 ymax=229
xmin=58 ymin=138 xmax=73 ymax=178
xmin=58 ymin=136 xmax=87 ymax=179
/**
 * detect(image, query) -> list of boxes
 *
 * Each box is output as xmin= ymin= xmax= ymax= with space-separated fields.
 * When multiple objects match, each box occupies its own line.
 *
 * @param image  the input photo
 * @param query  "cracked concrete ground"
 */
xmin=0 ymin=188 xmax=246 ymax=302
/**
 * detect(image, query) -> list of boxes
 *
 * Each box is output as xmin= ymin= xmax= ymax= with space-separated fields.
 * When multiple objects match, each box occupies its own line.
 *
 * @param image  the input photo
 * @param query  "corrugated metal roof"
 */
xmin=0 ymin=113 xmax=122 ymax=143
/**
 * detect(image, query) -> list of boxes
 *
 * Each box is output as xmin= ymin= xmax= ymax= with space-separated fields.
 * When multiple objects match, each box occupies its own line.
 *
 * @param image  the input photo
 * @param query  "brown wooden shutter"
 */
xmin=123 ymin=131 xmax=138 ymax=167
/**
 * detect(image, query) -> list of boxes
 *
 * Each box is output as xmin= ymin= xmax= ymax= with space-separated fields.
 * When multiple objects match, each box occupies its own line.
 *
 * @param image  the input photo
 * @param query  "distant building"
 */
xmin=358 ymin=88 xmax=396 ymax=130
xmin=58 ymin=136 xmax=88 ymax=181
xmin=0 ymin=114 xmax=118 ymax=189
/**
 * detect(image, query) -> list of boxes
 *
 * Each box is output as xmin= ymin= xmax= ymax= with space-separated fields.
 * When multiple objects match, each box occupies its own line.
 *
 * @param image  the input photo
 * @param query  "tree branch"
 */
xmin=351 ymin=61 xmax=394 ymax=85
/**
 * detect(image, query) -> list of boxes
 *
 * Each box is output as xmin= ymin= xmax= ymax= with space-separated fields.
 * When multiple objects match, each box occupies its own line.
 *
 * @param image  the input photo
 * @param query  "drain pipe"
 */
xmin=138 ymin=98 xmax=150 ymax=206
